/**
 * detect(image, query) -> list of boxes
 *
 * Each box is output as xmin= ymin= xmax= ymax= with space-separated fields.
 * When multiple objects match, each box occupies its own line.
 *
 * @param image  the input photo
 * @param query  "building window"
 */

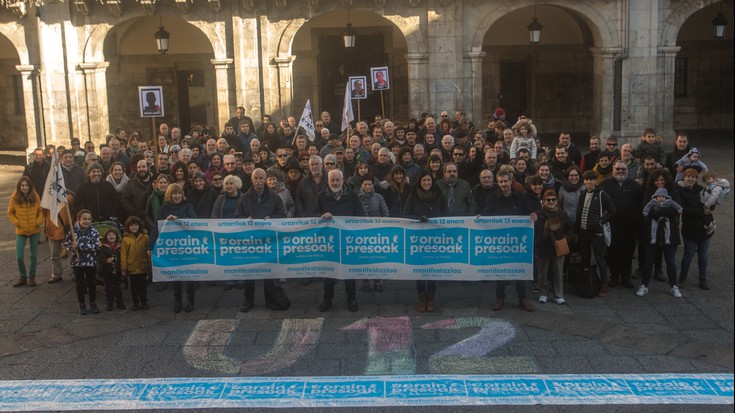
xmin=13 ymin=75 xmax=24 ymax=115
xmin=674 ymin=57 xmax=687 ymax=98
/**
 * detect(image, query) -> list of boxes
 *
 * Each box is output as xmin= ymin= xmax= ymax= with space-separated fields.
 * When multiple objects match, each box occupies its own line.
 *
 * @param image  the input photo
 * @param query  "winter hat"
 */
xmin=687 ymin=147 xmax=700 ymax=157
xmin=493 ymin=107 xmax=506 ymax=119
xmin=653 ymin=188 xmax=670 ymax=200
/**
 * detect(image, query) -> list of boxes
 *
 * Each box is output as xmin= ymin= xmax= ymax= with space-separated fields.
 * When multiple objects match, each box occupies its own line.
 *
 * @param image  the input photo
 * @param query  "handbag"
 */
xmin=599 ymin=194 xmax=612 ymax=247
xmin=554 ymin=237 xmax=570 ymax=257
xmin=572 ymin=264 xmax=601 ymax=299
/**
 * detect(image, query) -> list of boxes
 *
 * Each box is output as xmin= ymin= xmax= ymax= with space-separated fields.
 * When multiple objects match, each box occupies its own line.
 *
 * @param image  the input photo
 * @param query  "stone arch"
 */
xmin=661 ymin=0 xmax=725 ymax=46
xmin=469 ymin=0 xmax=617 ymax=52
xmin=0 ymin=25 xmax=29 ymax=65
xmin=276 ymin=4 xmax=422 ymax=58
xmin=83 ymin=13 xmax=224 ymax=63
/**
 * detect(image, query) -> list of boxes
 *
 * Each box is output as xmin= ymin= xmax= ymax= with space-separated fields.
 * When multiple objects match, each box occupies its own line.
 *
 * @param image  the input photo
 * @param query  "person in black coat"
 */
xmin=677 ymin=168 xmax=714 ymax=290
xmin=147 ymin=183 xmax=198 ymax=313
xmin=186 ymin=172 xmax=218 ymax=219
xmin=237 ymin=168 xmax=287 ymax=312
xmin=313 ymin=169 xmax=362 ymax=313
xmin=403 ymin=168 xmax=448 ymax=312
xmin=74 ymin=163 xmax=120 ymax=223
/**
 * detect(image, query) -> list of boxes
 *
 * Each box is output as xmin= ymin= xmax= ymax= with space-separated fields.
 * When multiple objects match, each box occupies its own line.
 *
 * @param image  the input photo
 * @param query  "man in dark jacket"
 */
xmin=484 ymin=170 xmax=536 ymax=312
xmin=294 ymin=156 xmax=327 ymax=217
xmin=314 ymin=169 xmax=362 ymax=313
xmin=600 ymin=160 xmax=643 ymax=289
xmin=23 ymin=148 xmax=50 ymax=196
xmin=121 ymin=160 xmax=153 ymax=225
xmin=237 ymin=168 xmax=287 ymax=312
xmin=664 ymin=132 xmax=691 ymax=175
xmin=60 ymin=149 xmax=86 ymax=192
xmin=74 ymin=163 xmax=119 ymax=222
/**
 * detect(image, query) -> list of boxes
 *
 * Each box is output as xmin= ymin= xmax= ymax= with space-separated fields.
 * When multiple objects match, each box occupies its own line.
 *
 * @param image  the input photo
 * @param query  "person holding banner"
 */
xmin=315 ymin=169 xmax=362 ymax=312
xmin=403 ymin=169 xmax=449 ymax=312
xmin=237 ymin=169 xmax=287 ymax=312
xmin=8 ymin=176 xmax=44 ymax=287
xmin=484 ymin=170 xmax=537 ymax=312
xmin=148 ymin=184 xmax=198 ymax=313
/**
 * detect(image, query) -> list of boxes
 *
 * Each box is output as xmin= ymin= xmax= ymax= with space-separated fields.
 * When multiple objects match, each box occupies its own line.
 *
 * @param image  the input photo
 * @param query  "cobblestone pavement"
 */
xmin=0 ymin=137 xmax=732 ymax=413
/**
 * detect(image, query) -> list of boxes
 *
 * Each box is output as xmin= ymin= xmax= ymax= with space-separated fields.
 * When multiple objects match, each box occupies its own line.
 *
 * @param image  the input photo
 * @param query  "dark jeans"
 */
xmin=129 ymin=273 xmax=148 ymax=305
xmin=608 ymin=223 xmax=638 ymax=283
xmin=324 ymin=278 xmax=356 ymax=300
xmin=416 ymin=280 xmax=437 ymax=294
xmin=74 ymin=266 xmax=97 ymax=304
xmin=680 ymin=236 xmax=711 ymax=282
xmin=642 ymin=244 xmax=677 ymax=287
xmin=495 ymin=280 xmax=527 ymax=299
xmin=244 ymin=279 xmax=275 ymax=303
xmin=102 ymin=272 xmax=124 ymax=305
xmin=173 ymin=281 xmax=196 ymax=303
xmin=579 ymin=230 xmax=609 ymax=283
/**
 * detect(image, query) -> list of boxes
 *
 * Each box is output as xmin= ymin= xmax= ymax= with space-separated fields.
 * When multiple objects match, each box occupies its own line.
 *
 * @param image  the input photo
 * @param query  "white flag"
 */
xmin=341 ymin=81 xmax=354 ymax=132
xmin=40 ymin=151 xmax=68 ymax=227
xmin=298 ymin=99 xmax=316 ymax=142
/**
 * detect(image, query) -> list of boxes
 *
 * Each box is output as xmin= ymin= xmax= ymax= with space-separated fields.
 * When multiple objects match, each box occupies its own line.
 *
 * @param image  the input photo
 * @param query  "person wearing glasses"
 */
xmin=267 ymin=147 xmax=292 ymax=176
xmin=222 ymin=154 xmax=247 ymax=184
xmin=534 ymin=189 xmax=573 ymax=305
xmin=599 ymin=160 xmax=643 ymax=289
xmin=598 ymin=136 xmax=621 ymax=162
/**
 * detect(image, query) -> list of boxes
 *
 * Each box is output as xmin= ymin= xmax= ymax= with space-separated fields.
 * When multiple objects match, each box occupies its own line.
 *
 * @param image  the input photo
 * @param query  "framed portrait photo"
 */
xmin=349 ymin=76 xmax=368 ymax=100
xmin=139 ymin=86 xmax=164 ymax=118
xmin=370 ymin=66 xmax=390 ymax=91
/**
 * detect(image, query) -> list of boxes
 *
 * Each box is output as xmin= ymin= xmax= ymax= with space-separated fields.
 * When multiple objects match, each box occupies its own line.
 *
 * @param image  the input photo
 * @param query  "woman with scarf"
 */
xmin=145 ymin=174 xmax=169 ymax=232
xmin=403 ymin=169 xmax=448 ymax=312
xmin=536 ymin=162 xmax=557 ymax=191
xmin=358 ymin=175 xmax=390 ymax=292
xmin=592 ymin=153 xmax=614 ymax=185
xmin=346 ymin=161 xmax=379 ymax=192
xmin=535 ymin=189 xmax=574 ymax=305
xmin=186 ymin=172 xmax=218 ymax=219
xmin=558 ymin=166 xmax=584 ymax=224
xmin=106 ymin=161 xmax=129 ymax=194
xmin=205 ymin=153 xmax=224 ymax=182
xmin=381 ymin=165 xmax=411 ymax=218
xmin=148 ymin=184 xmax=198 ymax=312
xmin=212 ymin=175 xmax=244 ymax=290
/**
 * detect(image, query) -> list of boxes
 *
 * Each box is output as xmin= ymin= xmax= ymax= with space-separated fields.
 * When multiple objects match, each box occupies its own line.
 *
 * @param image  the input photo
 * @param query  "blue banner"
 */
xmin=0 ymin=374 xmax=731 ymax=410
xmin=152 ymin=217 xmax=534 ymax=282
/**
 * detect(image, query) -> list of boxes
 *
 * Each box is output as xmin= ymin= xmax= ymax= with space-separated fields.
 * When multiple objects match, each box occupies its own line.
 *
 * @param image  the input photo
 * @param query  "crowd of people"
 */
xmin=8 ymin=106 xmax=728 ymax=316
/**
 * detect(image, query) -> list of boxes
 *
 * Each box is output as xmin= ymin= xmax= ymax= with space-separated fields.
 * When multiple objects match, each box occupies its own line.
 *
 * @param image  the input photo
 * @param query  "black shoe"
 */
xmin=106 ymin=302 xmax=114 ymax=311
xmin=140 ymin=303 xmax=150 ymax=310
xmin=622 ymin=279 xmax=634 ymax=289
xmin=347 ymin=297 xmax=358 ymax=312
xmin=184 ymin=302 xmax=194 ymax=313
xmin=319 ymin=298 xmax=332 ymax=312
xmin=90 ymin=303 xmax=100 ymax=314
xmin=240 ymin=300 xmax=253 ymax=313
xmin=173 ymin=301 xmax=182 ymax=313
xmin=699 ymin=280 xmax=710 ymax=290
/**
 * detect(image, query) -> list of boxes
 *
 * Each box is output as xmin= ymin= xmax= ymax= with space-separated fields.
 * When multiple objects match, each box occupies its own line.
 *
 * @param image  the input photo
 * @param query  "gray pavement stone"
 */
xmin=637 ymin=355 xmax=699 ymax=372
xmin=585 ymin=355 xmax=643 ymax=373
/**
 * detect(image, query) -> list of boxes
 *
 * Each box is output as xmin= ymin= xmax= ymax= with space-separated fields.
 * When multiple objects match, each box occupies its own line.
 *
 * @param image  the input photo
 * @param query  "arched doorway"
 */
xmin=674 ymin=1 xmax=734 ymax=133
xmin=481 ymin=5 xmax=596 ymax=139
xmin=104 ymin=15 xmax=215 ymax=142
xmin=291 ymin=9 xmax=409 ymax=124
xmin=0 ymin=33 xmax=26 ymax=150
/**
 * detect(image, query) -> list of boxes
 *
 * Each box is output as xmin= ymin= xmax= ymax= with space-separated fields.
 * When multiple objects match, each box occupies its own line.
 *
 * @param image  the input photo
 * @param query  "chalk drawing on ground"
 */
xmin=184 ymin=318 xmax=324 ymax=375
xmin=342 ymin=316 xmax=416 ymax=375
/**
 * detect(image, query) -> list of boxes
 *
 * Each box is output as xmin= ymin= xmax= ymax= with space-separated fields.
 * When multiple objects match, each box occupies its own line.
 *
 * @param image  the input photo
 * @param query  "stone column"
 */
xmin=211 ymin=58 xmax=234 ymax=131
xmin=405 ymin=53 xmax=428 ymax=118
xmin=590 ymin=47 xmax=623 ymax=140
xmin=15 ymin=65 xmax=43 ymax=154
xmin=271 ymin=55 xmax=296 ymax=118
xmin=465 ymin=51 xmax=486 ymax=123
xmin=657 ymin=46 xmax=681 ymax=142
xmin=76 ymin=62 xmax=110 ymax=145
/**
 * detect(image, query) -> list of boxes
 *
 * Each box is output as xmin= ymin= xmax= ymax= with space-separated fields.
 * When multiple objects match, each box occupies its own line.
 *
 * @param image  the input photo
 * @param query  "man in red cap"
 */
xmin=493 ymin=107 xmax=506 ymax=121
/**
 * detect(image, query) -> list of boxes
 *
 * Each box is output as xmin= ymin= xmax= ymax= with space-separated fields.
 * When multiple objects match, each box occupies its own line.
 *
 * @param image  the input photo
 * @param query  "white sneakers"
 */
xmin=538 ymin=295 xmax=547 ymax=304
xmin=636 ymin=284 xmax=682 ymax=298
xmin=553 ymin=297 xmax=566 ymax=305
xmin=671 ymin=286 xmax=682 ymax=298
xmin=538 ymin=295 xmax=565 ymax=305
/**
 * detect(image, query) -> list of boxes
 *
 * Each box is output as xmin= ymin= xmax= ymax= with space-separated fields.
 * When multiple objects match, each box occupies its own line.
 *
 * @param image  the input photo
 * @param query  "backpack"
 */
xmin=570 ymin=264 xmax=601 ymax=299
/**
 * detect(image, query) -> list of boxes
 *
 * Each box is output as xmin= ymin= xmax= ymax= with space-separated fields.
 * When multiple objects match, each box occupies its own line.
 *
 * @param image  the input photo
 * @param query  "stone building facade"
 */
xmin=0 ymin=0 xmax=732 ymax=152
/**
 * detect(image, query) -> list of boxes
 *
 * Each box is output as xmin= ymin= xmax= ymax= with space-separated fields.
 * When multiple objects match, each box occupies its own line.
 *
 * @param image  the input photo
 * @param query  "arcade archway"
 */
xmin=0 ymin=33 xmax=26 ymax=150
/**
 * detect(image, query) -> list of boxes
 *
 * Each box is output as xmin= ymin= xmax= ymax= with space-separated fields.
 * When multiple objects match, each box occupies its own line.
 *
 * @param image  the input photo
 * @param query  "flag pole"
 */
xmin=379 ymin=90 xmax=385 ymax=120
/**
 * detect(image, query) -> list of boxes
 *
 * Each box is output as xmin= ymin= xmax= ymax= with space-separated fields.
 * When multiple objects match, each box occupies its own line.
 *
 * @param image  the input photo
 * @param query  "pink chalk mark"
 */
xmin=341 ymin=317 xmax=369 ymax=330
xmin=420 ymin=319 xmax=458 ymax=330
xmin=370 ymin=317 xmax=413 ymax=352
